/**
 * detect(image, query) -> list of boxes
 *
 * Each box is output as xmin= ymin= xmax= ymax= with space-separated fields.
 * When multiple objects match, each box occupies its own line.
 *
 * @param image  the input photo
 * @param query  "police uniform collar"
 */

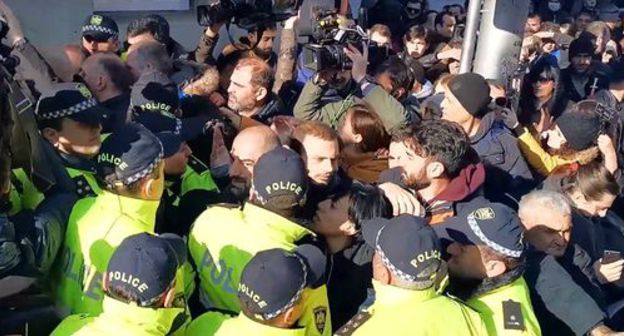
xmin=101 ymin=296 xmax=186 ymax=334
xmin=234 ymin=313 xmax=307 ymax=336
xmin=99 ymin=191 xmax=160 ymax=230
xmin=371 ymin=279 xmax=438 ymax=307
xmin=242 ymin=203 xmax=313 ymax=241
xmin=452 ymin=263 xmax=526 ymax=301
xmin=59 ymin=152 xmax=97 ymax=173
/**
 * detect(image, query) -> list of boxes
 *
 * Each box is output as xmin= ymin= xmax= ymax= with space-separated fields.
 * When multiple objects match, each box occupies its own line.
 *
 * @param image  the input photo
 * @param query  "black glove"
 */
xmin=499 ymin=107 xmax=520 ymax=130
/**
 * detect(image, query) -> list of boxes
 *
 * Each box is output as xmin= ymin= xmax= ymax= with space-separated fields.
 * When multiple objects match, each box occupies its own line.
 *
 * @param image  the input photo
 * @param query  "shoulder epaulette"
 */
xmin=334 ymin=311 xmax=372 ymax=336
xmin=188 ymin=155 xmax=209 ymax=174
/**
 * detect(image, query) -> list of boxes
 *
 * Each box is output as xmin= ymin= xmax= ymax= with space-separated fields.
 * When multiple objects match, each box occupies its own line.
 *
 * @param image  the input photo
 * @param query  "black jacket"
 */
xmin=561 ymin=65 xmax=609 ymax=103
xmin=301 ymin=169 xmax=352 ymax=220
xmin=100 ymin=92 xmax=130 ymax=134
xmin=525 ymin=245 xmax=607 ymax=336
xmin=326 ymin=240 xmax=374 ymax=331
xmin=252 ymin=93 xmax=287 ymax=125
xmin=471 ymin=112 xmax=534 ymax=204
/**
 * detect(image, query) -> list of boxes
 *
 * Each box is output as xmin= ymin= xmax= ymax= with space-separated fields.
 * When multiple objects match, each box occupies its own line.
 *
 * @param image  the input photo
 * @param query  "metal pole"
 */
xmin=459 ymin=0 xmax=482 ymax=74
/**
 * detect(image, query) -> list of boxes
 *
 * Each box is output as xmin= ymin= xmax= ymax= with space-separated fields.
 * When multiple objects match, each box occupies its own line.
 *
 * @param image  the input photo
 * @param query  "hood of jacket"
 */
xmin=432 ymin=163 xmax=486 ymax=203
xmin=470 ymin=112 xmax=498 ymax=145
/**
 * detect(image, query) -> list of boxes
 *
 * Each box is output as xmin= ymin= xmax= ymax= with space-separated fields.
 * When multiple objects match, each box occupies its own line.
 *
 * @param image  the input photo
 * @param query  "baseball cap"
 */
xmin=97 ymin=122 xmax=164 ymax=187
xmin=252 ymin=147 xmax=308 ymax=206
xmin=132 ymin=108 xmax=206 ymax=144
xmin=105 ymin=232 xmax=186 ymax=306
xmin=130 ymin=72 xmax=179 ymax=118
xmin=82 ymin=14 xmax=119 ymax=41
xmin=238 ymin=244 xmax=326 ymax=320
xmin=35 ymin=82 xmax=105 ymax=126
xmin=439 ymin=201 xmax=524 ymax=258
xmin=447 ymin=73 xmax=492 ymax=118
xmin=362 ymin=215 xmax=441 ymax=284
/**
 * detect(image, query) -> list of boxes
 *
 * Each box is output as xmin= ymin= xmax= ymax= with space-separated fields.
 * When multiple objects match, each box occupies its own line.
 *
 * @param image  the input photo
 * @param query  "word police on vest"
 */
xmin=108 ymin=271 xmax=149 ymax=293
xmin=265 ymin=181 xmax=303 ymax=196
xmin=239 ymin=283 xmax=268 ymax=309
xmin=98 ymin=153 xmax=129 ymax=171
xmin=142 ymin=102 xmax=172 ymax=113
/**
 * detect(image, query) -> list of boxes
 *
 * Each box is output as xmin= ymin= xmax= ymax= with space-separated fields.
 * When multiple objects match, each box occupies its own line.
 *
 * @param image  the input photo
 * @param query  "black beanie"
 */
xmin=568 ymin=38 xmax=595 ymax=59
xmin=448 ymin=73 xmax=491 ymax=118
xmin=555 ymin=108 xmax=601 ymax=151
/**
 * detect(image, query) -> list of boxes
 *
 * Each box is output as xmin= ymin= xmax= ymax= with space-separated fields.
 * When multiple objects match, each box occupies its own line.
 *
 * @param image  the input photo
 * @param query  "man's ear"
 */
xmin=353 ymin=133 xmax=363 ymax=144
xmin=102 ymin=272 xmax=109 ymax=291
xmin=393 ymin=88 xmax=407 ymax=100
xmin=141 ymin=178 xmax=155 ymax=198
xmin=41 ymin=127 xmax=61 ymax=147
xmin=339 ymin=221 xmax=358 ymax=236
xmin=255 ymin=86 xmax=268 ymax=102
xmin=484 ymin=259 xmax=506 ymax=278
xmin=426 ymin=161 xmax=445 ymax=179
xmin=373 ymin=253 xmax=392 ymax=285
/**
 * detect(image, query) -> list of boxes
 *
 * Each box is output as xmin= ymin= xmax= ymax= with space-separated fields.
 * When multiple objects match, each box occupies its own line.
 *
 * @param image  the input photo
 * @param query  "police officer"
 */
xmin=335 ymin=215 xmax=487 ymax=335
xmin=14 ymin=82 xmax=107 ymax=210
xmin=51 ymin=232 xmax=189 ymax=335
xmin=188 ymin=244 xmax=326 ymax=335
xmin=189 ymin=147 xmax=332 ymax=336
xmin=52 ymin=123 xmax=194 ymax=315
xmin=439 ymin=201 xmax=541 ymax=335
xmin=65 ymin=14 xmax=120 ymax=77
xmin=134 ymin=110 xmax=219 ymax=236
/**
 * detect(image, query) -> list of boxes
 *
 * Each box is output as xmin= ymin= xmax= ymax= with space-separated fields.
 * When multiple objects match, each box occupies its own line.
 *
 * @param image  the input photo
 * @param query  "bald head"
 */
xmin=228 ymin=126 xmax=281 ymax=199
xmin=81 ymin=52 xmax=132 ymax=101
xmin=126 ymin=40 xmax=172 ymax=80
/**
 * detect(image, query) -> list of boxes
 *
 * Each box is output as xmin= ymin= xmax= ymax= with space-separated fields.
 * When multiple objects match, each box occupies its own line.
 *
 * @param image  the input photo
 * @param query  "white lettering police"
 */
xmin=141 ymin=102 xmax=172 ymax=112
xmin=410 ymin=250 xmax=441 ymax=269
xmin=98 ymin=153 xmax=129 ymax=171
xmin=239 ymin=283 xmax=267 ymax=309
xmin=109 ymin=271 xmax=149 ymax=293
xmin=264 ymin=181 xmax=303 ymax=196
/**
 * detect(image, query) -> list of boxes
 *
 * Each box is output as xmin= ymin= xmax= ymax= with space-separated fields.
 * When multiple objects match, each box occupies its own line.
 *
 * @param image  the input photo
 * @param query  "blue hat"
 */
xmin=362 ymin=215 xmax=441 ymax=283
xmin=82 ymin=14 xmax=119 ymax=41
xmin=439 ymin=202 xmax=525 ymax=258
xmin=132 ymin=108 xmax=206 ymax=143
xmin=238 ymin=244 xmax=326 ymax=320
xmin=252 ymin=147 xmax=308 ymax=206
xmin=97 ymin=122 xmax=164 ymax=187
xmin=130 ymin=72 xmax=179 ymax=117
xmin=105 ymin=232 xmax=186 ymax=306
xmin=35 ymin=83 xmax=105 ymax=126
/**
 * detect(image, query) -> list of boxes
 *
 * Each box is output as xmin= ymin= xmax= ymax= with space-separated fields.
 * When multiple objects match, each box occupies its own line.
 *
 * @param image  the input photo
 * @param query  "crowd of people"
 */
xmin=3 ymin=0 xmax=624 ymax=335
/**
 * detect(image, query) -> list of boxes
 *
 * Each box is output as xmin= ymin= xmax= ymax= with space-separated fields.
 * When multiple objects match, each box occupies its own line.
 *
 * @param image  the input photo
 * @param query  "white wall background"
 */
xmin=5 ymin=0 xmax=248 ymax=79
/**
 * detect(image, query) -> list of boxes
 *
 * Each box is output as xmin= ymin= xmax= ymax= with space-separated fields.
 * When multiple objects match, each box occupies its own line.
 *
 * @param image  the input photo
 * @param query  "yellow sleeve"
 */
xmin=517 ymin=129 xmax=573 ymax=176
xmin=299 ymin=286 xmax=332 ymax=336
xmin=186 ymin=312 xmax=230 ymax=336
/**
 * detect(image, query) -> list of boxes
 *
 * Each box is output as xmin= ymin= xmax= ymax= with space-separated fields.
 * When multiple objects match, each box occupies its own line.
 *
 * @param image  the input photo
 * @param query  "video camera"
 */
xmin=300 ymin=10 xmax=388 ymax=72
xmin=197 ymin=0 xmax=301 ymax=30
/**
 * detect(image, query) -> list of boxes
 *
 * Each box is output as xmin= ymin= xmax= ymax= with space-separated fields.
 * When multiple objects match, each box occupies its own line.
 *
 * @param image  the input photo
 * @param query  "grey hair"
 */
xmin=131 ymin=40 xmax=172 ymax=73
xmin=518 ymin=189 xmax=571 ymax=219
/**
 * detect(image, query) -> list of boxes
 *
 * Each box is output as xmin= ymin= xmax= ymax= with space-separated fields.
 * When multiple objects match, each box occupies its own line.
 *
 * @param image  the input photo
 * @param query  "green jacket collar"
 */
xmin=372 ymin=279 xmax=438 ymax=307
xmin=99 ymin=191 xmax=160 ymax=230
xmin=242 ymin=203 xmax=313 ymax=243
xmin=233 ymin=313 xmax=307 ymax=336
xmin=100 ymin=296 xmax=186 ymax=334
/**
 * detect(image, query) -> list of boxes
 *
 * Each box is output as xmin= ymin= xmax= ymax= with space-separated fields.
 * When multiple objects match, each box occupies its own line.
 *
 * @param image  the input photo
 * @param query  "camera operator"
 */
xmin=193 ymin=14 xmax=299 ymax=95
xmin=293 ymin=43 xmax=411 ymax=135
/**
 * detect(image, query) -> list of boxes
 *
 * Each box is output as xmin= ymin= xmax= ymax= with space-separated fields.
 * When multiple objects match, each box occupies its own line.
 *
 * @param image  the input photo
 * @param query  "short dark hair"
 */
xmin=374 ymin=56 xmax=415 ymax=94
xmin=329 ymin=182 xmax=392 ymax=232
xmin=127 ymin=14 xmax=170 ymax=44
xmin=435 ymin=11 xmax=453 ymax=27
xmin=37 ymin=117 xmax=64 ymax=131
xmin=394 ymin=119 xmax=470 ymax=178
xmin=575 ymin=9 xmax=595 ymax=20
xmin=99 ymin=55 xmax=134 ymax=92
xmin=527 ymin=12 xmax=541 ymax=20
xmin=404 ymin=25 xmax=430 ymax=43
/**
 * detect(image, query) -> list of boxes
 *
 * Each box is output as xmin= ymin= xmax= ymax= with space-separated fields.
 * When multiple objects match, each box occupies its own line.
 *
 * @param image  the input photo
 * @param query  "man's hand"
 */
xmin=499 ymin=108 xmax=520 ymax=130
xmin=205 ymin=22 xmax=225 ymax=38
xmin=378 ymin=182 xmax=424 ymax=217
xmin=597 ymin=134 xmax=618 ymax=174
xmin=283 ymin=11 xmax=299 ymax=30
xmin=0 ymin=1 xmax=25 ymax=47
xmin=209 ymin=123 xmax=231 ymax=177
xmin=344 ymin=43 xmax=368 ymax=84
xmin=209 ymin=92 xmax=227 ymax=107
xmin=594 ymin=258 xmax=624 ymax=284
xmin=589 ymin=323 xmax=624 ymax=336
